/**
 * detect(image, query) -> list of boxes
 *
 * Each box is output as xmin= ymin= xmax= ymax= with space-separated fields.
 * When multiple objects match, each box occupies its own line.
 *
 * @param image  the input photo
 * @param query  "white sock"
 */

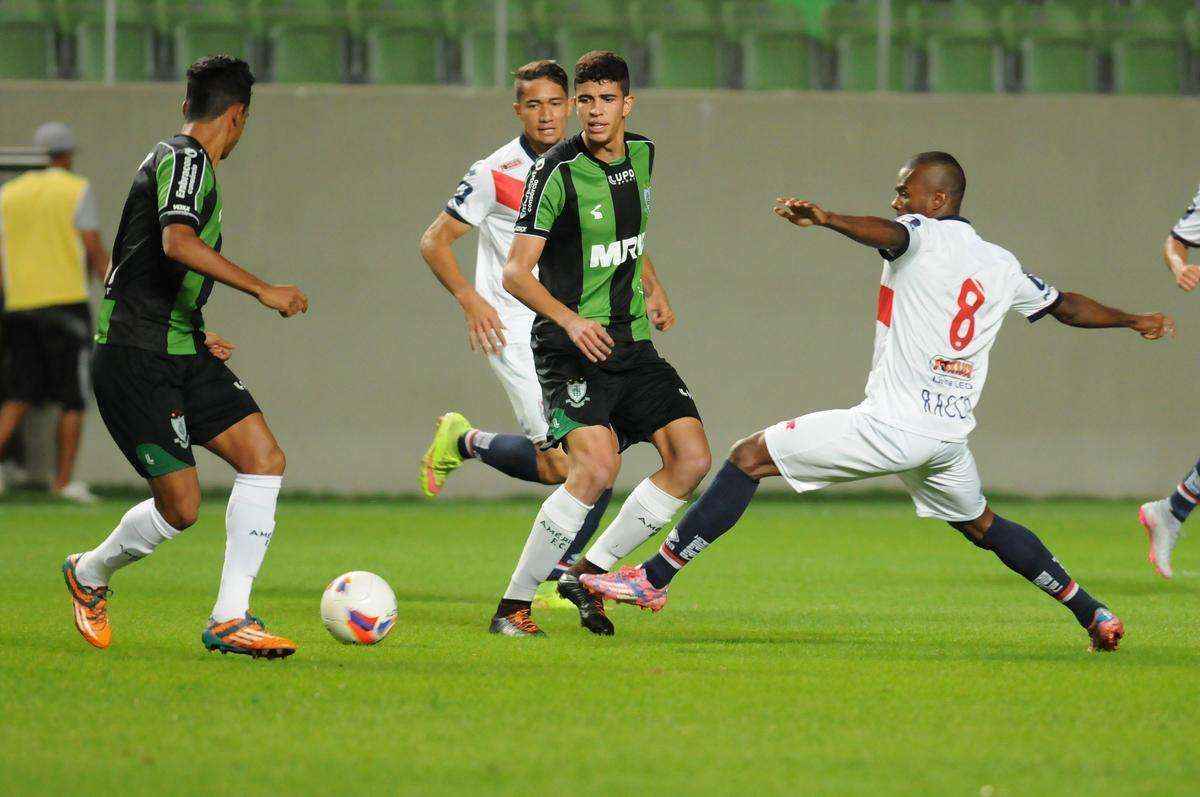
xmin=504 ymin=486 xmax=592 ymax=601
xmin=585 ymin=478 xmax=687 ymax=571
xmin=210 ymin=474 xmax=282 ymax=622
xmin=75 ymin=499 xmax=182 ymax=587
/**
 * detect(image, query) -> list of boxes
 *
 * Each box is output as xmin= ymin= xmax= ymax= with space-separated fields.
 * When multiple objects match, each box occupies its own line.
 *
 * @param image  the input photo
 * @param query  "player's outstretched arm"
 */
xmin=503 ymin=234 xmax=613 ymax=362
xmin=774 ymin=197 xmax=907 ymax=250
xmin=419 ymin=211 xmax=507 ymax=354
xmin=1162 ymin=234 xmax=1200 ymax=292
xmin=162 ymin=224 xmax=307 ymax=317
xmin=1049 ymin=292 xmax=1175 ymax=340
xmin=641 ymin=251 xmax=675 ymax=331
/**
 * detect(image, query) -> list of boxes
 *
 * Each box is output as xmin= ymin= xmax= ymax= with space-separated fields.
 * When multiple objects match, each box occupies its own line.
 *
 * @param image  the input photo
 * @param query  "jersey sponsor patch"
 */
xmin=492 ymin=170 xmax=524 ymax=211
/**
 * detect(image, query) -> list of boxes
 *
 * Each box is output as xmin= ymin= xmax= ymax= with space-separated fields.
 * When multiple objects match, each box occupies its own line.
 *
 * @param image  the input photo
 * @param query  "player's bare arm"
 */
xmin=641 ymin=251 xmax=675 ymax=331
xmin=1049 ymin=292 xmax=1175 ymax=340
xmin=419 ymin=210 xmax=507 ymax=354
xmin=161 ymin=223 xmax=307 ymax=317
xmin=774 ymin=197 xmax=908 ymax=250
xmin=502 ymin=233 xmax=613 ymax=362
xmin=1163 ymin=234 xmax=1200 ymax=292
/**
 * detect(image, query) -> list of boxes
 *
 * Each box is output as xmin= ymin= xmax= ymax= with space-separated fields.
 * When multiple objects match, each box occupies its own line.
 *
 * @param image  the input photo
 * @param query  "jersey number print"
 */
xmin=950 ymin=278 xmax=985 ymax=351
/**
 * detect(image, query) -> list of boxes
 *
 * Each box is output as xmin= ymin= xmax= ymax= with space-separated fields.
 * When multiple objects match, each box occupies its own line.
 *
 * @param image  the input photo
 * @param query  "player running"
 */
xmin=62 ymin=56 xmax=308 ymax=658
xmin=489 ymin=50 xmax=710 ymax=636
xmin=584 ymin=151 xmax=1175 ymax=652
xmin=1137 ymin=184 xmax=1200 ymax=578
xmin=417 ymin=61 xmax=622 ymax=602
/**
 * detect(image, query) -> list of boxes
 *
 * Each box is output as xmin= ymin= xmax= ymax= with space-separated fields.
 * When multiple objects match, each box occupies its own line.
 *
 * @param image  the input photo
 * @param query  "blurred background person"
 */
xmin=0 ymin=122 xmax=108 ymax=501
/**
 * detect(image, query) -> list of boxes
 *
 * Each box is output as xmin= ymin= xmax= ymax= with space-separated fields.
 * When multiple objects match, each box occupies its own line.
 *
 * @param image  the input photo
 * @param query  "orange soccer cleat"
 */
xmin=62 ymin=554 xmax=112 ymax=649
xmin=202 ymin=615 xmax=297 ymax=659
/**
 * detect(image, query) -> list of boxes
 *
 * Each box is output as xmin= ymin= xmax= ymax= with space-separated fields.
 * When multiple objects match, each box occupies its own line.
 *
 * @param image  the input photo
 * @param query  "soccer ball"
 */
xmin=320 ymin=571 xmax=398 ymax=645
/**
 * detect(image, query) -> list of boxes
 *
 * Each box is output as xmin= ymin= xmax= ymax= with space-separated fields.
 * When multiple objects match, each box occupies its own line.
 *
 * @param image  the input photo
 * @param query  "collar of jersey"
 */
xmin=176 ymin=133 xmax=207 ymax=156
xmin=518 ymin=134 xmax=538 ymax=160
xmin=943 ymin=214 xmax=972 ymax=225
xmin=573 ymin=133 xmax=629 ymax=171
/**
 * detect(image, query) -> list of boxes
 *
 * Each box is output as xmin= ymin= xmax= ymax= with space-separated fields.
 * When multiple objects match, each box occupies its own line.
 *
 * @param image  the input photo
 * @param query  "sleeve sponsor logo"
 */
xmin=519 ymin=172 xmax=541 ymax=218
xmin=452 ymin=180 xmax=474 ymax=206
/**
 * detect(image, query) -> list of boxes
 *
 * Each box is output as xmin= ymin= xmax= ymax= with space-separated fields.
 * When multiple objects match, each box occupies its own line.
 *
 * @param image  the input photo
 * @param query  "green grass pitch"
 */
xmin=2 ymin=495 xmax=1197 ymax=795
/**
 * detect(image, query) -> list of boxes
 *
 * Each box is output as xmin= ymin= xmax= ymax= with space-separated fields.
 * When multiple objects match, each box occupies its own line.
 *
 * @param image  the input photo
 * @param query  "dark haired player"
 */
xmin=62 ymin=55 xmax=309 ymax=658
xmin=585 ymin=151 xmax=1175 ymax=652
xmin=490 ymin=51 xmax=711 ymax=636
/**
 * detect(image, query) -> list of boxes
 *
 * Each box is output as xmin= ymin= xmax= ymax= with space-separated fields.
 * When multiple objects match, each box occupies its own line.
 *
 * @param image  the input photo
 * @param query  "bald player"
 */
xmin=583 ymin=151 xmax=1175 ymax=653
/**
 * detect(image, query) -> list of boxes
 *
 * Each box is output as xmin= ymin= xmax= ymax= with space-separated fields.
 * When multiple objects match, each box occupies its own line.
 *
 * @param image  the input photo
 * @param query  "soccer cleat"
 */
xmin=532 ymin=580 xmax=575 ymax=611
xmin=202 ymin=614 xmax=296 ymax=659
xmin=419 ymin=412 xmax=472 ymax=498
xmin=1138 ymin=500 xmax=1181 ymax=579
xmin=55 ymin=481 xmax=98 ymax=505
xmin=488 ymin=608 xmax=545 ymax=637
xmin=556 ymin=572 xmax=615 ymax=635
xmin=580 ymin=565 xmax=669 ymax=613
xmin=63 ymin=553 xmax=112 ymax=649
xmin=1086 ymin=607 xmax=1125 ymax=652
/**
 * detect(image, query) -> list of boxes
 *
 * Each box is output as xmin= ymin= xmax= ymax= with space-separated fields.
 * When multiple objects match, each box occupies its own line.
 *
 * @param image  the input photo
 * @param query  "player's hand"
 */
xmin=459 ymin=290 xmax=507 ymax=355
xmin=774 ymin=197 xmax=828 ymax=228
xmin=1172 ymin=263 xmax=1200 ymax=292
xmin=203 ymin=331 xmax=236 ymax=361
xmin=1132 ymin=312 xmax=1176 ymax=340
xmin=645 ymin=289 xmax=676 ymax=332
xmin=564 ymin=314 xmax=613 ymax=363
xmin=258 ymin=284 xmax=308 ymax=317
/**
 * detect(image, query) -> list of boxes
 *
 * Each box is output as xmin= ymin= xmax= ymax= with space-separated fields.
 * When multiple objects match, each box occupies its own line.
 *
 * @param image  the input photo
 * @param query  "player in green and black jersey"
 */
xmin=489 ymin=51 xmax=712 ymax=637
xmin=62 ymin=56 xmax=309 ymax=659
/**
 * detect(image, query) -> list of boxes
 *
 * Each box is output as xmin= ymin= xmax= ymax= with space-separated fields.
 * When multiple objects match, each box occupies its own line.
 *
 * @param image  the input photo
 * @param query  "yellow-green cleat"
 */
xmin=420 ymin=412 xmax=473 ymax=497
xmin=532 ymin=580 xmax=575 ymax=610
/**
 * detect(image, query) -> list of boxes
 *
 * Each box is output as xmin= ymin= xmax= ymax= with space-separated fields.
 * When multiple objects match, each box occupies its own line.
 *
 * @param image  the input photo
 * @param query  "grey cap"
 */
xmin=33 ymin=122 xmax=76 ymax=155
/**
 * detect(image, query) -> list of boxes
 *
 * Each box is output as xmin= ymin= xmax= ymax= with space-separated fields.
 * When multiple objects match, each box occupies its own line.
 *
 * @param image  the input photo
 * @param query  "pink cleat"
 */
xmin=580 ymin=566 xmax=669 ymax=612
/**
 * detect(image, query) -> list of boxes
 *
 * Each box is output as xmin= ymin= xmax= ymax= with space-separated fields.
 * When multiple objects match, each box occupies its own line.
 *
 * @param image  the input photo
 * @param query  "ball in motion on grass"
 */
xmin=321 ymin=571 xmax=398 ymax=645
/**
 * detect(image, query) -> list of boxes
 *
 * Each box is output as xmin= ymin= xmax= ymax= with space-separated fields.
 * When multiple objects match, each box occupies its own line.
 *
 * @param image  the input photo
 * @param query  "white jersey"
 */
xmin=444 ymin=135 xmax=539 ymax=321
xmin=857 ymin=214 xmax=1060 ymax=442
xmin=1171 ymin=184 xmax=1200 ymax=247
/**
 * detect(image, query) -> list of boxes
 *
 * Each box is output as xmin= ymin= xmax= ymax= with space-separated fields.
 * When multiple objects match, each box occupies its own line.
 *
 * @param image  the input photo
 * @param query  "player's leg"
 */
xmin=908 ymin=443 xmax=1123 ymax=652
xmin=1137 ymin=458 xmax=1196 ymax=579
xmin=189 ymin=355 xmax=294 ymax=658
xmin=491 ymin=424 xmax=619 ymax=636
xmin=45 ymin=304 xmax=94 ymax=501
xmin=0 ymin=312 xmax=38 ymax=481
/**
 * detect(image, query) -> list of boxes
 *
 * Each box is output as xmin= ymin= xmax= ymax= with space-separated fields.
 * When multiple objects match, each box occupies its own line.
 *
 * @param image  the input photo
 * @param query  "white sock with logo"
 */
xmin=75 ymin=499 xmax=182 ymax=587
xmin=585 ymin=477 xmax=687 ymax=571
xmin=504 ymin=486 xmax=593 ymax=601
xmin=211 ymin=474 xmax=282 ymax=622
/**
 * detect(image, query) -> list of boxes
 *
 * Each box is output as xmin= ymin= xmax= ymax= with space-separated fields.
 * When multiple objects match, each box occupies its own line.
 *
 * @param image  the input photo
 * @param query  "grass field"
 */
xmin=2 ymin=494 xmax=1197 ymax=795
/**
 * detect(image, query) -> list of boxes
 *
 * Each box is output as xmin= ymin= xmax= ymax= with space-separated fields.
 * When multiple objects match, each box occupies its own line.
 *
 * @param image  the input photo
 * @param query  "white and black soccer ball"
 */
xmin=320 ymin=571 xmax=398 ymax=645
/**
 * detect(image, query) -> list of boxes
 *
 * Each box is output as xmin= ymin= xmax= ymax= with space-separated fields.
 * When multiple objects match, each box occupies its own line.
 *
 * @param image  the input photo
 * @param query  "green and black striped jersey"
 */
xmin=96 ymin=134 xmax=221 ymax=355
xmin=515 ymin=132 xmax=654 ymax=351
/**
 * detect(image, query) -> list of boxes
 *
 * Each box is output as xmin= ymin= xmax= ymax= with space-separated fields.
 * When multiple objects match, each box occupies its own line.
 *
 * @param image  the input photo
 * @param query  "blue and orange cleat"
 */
xmin=62 ymin=553 xmax=112 ymax=649
xmin=202 ymin=614 xmax=296 ymax=659
xmin=580 ymin=565 xmax=669 ymax=613
xmin=1087 ymin=607 xmax=1125 ymax=652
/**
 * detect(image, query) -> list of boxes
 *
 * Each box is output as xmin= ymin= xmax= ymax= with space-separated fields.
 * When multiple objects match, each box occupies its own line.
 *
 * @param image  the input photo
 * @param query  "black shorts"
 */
xmin=91 ymin=343 xmax=260 ymax=479
xmin=536 ymin=340 xmax=701 ymax=451
xmin=0 ymin=303 xmax=91 ymax=410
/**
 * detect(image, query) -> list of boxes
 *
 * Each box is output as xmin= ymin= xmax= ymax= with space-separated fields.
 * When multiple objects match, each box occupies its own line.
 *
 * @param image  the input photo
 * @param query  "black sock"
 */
xmin=549 ymin=488 xmax=612 ymax=581
xmin=973 ymin=513 xmax=1103 ymax=628
xmin=1167 ymin=458 xmax=1200 ymax=522
xmin=461 ymin=430 xmax=541 ymax=483
xmin=495 ymin=598 xmax=531 ymax=618
xmin=643 ymin=460 xmax=759 ymax=589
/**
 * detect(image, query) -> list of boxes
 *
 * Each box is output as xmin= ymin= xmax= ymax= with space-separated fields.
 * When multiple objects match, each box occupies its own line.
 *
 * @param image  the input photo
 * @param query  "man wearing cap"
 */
xmin=0 ymin=122 xmax=109 ymax=501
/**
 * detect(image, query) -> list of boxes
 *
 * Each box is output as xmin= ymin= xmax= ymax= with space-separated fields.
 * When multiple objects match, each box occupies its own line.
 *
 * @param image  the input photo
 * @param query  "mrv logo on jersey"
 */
xmin=589 ymin=233 xmax=645 ymax=268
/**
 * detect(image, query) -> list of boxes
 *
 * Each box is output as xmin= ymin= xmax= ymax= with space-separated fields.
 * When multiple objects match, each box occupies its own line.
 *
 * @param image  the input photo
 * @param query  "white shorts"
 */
xmin=487 ymin=317 xmax=548 ymax=443
xmin=762 ymin=408 xmax=986 ymax=522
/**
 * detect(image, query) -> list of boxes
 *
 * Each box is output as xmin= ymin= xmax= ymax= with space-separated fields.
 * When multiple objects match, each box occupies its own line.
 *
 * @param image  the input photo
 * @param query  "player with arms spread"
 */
xmin=62 ymin=56 xmax=309 ymax=658
xmin=585 ymin=151 xmax=1174 ymax=652
xmin=1137 ymin=183 xmax=1200 ymax=578
xmin=417 ymin=61 xmax=619 ymax=603
xmin=490 ymin=51 xmax=711 ymax=636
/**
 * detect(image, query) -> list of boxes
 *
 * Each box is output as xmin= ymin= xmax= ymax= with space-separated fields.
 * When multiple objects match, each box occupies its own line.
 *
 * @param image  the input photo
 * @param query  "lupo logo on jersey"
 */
xmin=607 ymin=167 xmax=636 ymax=186
xmin=590 ymin=233 xmax=645 ymax=269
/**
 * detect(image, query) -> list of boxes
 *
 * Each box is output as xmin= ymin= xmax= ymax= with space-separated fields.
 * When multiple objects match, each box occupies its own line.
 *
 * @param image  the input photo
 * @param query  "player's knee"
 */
xmin=728 ymin=434 xmax=768 ymax=476
xmin=673 ymin=446 xmax=711 ymax=488
xmin=573 ymin=454 xmax=619 ymax=495
xmin=245 ymin=444 xmax=286 ymax=476
xmin=158 ymin=495 xmax=199 ymax=530
xmin=536 ymin=448 xmax=568 ymax=485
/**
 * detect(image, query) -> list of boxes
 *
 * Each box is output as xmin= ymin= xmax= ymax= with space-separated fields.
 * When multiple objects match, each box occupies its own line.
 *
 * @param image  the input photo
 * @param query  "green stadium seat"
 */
xmin=0 ymin=2 xmax=55 ymax=79
xmin=63 ymin=0 xmax=156 ymax=81
xmin=361 ymin=1 xmax=444 ymax=84
xmin=168 ymin=1 xmax=253 ymax=73
xmin=1106 ymin=5 xmax=1185 ymax=95
xmin=262 ymin=0 xmax=347 ymax=83
xmin=821 ymin=1 xmax=911 ymax=92
xmin=635 ymin=0 xmax=723 ymax=88
xmin=1000 ymin=2 xmax=1093 ymax=94
xmin=725 ymin=0 xmax=812 ymax=90
xmin=914 ymin=1 xmax=1000 ymax=94
xmin=548 ymin=0 xmax=634 ymax=66
xmin=453 ymin=0 xmax=540 ymax=88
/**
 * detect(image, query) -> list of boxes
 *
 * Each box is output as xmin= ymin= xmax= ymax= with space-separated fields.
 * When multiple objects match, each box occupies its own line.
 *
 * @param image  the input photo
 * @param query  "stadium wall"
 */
xmin=2 ymin=82 xmax=1196 ymax=497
